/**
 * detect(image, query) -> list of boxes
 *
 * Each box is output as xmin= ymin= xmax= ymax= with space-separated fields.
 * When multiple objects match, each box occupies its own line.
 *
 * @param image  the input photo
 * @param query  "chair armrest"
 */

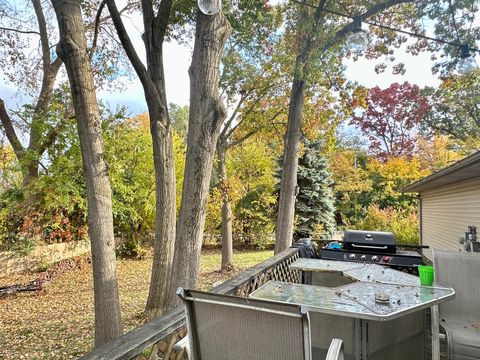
xmin=326 ymin=338 xmax=344 ymax=360
xmin=173 ymin=336 xmax=190 ymax=357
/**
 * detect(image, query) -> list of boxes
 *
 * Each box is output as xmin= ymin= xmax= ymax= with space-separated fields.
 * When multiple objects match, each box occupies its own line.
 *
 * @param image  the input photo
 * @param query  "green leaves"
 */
xmin=423 ymin=71 xmax=480 ymax=140
xmin=295 ymin=139 xmax=336 ymax=239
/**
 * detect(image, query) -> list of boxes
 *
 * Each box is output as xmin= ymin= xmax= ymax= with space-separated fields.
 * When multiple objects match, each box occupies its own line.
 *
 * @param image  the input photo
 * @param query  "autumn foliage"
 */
xmin=351 ymin=82 xmax=430 ymax=160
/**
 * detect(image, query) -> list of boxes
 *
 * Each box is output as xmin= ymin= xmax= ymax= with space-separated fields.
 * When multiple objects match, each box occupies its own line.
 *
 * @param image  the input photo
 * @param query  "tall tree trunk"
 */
xmin=145 ymin=110 xmax=176 ymax=318
xmin=167 ymin=10 xmax=230 ymax=309
xmin=274 ymin=0 xmax=326 ymax=254
xmin=274 ymin=79 xmax=305 ymax=253
xmin=142 ymin=11 xmax=176 ymax=319
xmin=106 ymin=0 xmax=176 ymax=318
xmin=51 ymin=0 xmax=122 ymax=346
xmin=217 ymin=141 xmax=233 ymax=270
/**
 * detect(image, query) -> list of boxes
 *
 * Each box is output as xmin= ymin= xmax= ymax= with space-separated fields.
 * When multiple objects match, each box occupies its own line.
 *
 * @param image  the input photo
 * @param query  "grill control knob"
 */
xmin=349 ymin=254 xmax=356 ymax=260
xmin=361 ymin=255 xmax=367 ymax=260
xmin=371 ymin=255 xmax=379 ymax=261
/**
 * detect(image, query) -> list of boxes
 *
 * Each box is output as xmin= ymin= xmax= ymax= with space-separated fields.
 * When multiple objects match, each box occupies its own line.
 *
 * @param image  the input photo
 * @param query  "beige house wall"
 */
xmin=421 ymin=177 xmax=480 ymax=260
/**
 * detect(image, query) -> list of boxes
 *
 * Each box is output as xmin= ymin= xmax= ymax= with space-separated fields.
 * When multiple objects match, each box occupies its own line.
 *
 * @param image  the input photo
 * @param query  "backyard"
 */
xmin=0 ymin=0 xmax=479 ymax=358
xmin=0 ymin=249 xmax=272 ymax=359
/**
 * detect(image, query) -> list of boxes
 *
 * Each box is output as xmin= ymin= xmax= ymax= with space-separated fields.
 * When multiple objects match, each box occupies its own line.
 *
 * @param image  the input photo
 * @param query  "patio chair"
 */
xmin=433 ymin=250 xmax=480 ymax=360
xmin=177 ymin=288 xmax=312 ymax=360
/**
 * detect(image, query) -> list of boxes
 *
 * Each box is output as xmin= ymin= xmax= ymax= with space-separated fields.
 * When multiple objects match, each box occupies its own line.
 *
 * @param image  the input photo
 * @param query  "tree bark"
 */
xmin=141 ymin=0 xmax=177 ymax=319
xmin=274 ymin=1 xmax=326 ymax=253
xmin=217 ymin=141 xmax=233 ymax=270
xmin=167 ymin=10 xmax=230 ymax=309
xmin=51 ymin=0 xmax=122 ymax=346
xmin=274 ymin=79 xmax=305 ymax=253
xmin=145 ymin=121 xmax=176 ymax=318
xmin=106 ymin=0 xmax=176 ymax=318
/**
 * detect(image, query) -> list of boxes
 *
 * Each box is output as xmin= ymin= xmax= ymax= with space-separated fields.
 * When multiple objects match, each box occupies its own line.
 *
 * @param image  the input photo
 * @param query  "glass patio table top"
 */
xmin=249 ymin=258 xmax=455 ymax=321
xmin=289 ymin=258 xmax=368 ymax=273
xmin=289 ymin=258 xmax=421 ymax=285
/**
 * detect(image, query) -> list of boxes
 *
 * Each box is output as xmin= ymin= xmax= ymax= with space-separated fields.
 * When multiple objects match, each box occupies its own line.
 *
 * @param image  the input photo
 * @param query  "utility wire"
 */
xmin=447 ymin=0 xmax=462 ymax=45
xmin=289 ymin=0 xmax=480 ymax=53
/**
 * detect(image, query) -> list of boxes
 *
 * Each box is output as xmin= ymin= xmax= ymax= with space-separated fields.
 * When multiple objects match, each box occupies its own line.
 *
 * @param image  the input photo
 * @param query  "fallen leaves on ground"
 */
xmin=0 ymin=249 xmax=272 ymax=359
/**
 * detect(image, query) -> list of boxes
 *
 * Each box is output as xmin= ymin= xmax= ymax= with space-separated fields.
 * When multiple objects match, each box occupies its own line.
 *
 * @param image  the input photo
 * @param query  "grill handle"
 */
xmin=351 ymin=244 xmax=388 ymax=250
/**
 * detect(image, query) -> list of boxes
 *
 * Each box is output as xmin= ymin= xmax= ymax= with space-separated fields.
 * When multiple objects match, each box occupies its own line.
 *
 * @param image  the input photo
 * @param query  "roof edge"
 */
xmin=404 ymin=150 xmax=480 ymax=193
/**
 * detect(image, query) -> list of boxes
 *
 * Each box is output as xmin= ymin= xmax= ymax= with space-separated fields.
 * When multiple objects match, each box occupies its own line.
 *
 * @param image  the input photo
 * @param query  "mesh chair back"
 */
xmin=433 ymin=250 xmax=480 ymax=321
xmin=178 ymin=288 xmax=311 ymax=360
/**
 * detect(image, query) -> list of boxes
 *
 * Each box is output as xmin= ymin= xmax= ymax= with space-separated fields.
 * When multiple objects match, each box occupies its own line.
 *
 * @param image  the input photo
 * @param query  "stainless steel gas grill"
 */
xmin=320 ymin=230 xmax=424 ymax=268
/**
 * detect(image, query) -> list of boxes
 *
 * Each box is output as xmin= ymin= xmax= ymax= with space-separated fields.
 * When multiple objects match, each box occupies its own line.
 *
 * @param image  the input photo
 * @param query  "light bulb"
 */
xmin=198 ymin=0 xmax=221 ymax=15
xmin=457 ymin=57 xmax=478 ymax=75
xmin=346 ymin=30 xmax=369 ymax=53
xmin=456 ymin=44 xmax=479 ymax=75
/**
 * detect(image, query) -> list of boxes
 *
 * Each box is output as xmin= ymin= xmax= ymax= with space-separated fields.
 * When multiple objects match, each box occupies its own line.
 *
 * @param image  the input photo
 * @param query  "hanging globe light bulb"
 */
xmin=345 ymin=17 xmax=368 ymax=53
xmin=456 ymin=44 xmax=479 ymax=75
xmin=198 ymin=0 xmax=221 ymax=15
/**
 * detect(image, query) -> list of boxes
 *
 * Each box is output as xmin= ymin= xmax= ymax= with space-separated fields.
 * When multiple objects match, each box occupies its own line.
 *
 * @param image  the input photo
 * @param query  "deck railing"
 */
xmin=80 ymin=247 xmax=301 ymax=360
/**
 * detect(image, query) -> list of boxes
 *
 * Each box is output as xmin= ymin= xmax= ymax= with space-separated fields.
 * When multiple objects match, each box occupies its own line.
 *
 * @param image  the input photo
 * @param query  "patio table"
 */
xmin=249 ymin=258 xmax=455 ymax=360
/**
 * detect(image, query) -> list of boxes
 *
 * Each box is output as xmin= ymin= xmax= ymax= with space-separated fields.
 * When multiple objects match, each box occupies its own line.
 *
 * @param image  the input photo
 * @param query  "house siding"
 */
xmin=421 ymin=177 xmax=480 ymax=260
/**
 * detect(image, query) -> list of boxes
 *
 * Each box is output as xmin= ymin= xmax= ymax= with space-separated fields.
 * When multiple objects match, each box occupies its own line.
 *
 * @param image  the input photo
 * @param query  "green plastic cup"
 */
xmin=418 ymin=265 xmax=434 ymax=286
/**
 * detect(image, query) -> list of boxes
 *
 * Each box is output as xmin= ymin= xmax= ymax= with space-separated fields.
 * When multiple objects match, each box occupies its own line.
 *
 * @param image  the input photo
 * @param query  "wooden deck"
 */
xmin=80 ymin=248 xmax=301 ymax=359
xmin=80 ymin=249 xmax=448 ymax=360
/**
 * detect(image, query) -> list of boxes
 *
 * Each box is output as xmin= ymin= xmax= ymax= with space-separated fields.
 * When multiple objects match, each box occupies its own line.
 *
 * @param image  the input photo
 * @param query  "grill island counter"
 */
xmin=249 ymin=258 xmax=454 ymax=360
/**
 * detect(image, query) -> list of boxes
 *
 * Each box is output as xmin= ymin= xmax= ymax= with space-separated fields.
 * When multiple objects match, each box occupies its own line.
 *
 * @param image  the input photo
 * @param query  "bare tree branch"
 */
xmin=32 ymin=0 xmax=51 ymax=75
xmin=0 ymin=26 xmax=40 ymax=35
xmin=223 ymin=84 xmax=275 ymax=140
xmin=84 ymin=2 xmax=135 ymax=31
xmin=0 ymin=99 xmax=25 ymax=161
xmin=227 ymin=109 xmax=284 ymax=148
xmin=220 ymin=93 xmax=247 ymax=139
xmin=89 ymin=0 xmax=107 ymax=61
xmin=106 ymin=0 xmax=151 ymax=89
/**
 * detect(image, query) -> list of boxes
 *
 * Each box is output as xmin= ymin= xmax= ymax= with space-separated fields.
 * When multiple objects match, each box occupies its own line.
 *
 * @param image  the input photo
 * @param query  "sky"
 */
xmin=98 ymin=38 xmax=443 ymax=117
xmin=97 ymin=41 xmax=192 ymax=114
xmin=0 ymin=2 xmax=461 ymax=119
xmin=93 ymin=5 xmax=445 ymax=117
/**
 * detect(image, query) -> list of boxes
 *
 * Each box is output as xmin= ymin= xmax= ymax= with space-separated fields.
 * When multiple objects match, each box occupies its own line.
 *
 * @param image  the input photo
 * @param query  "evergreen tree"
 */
xmin=295 ymin=139 xmax=336 ymax=239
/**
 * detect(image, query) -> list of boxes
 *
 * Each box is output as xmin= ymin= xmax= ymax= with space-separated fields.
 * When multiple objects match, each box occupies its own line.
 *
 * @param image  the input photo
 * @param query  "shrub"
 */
xmin=116 ymin=237 xmax=146 ymax=260
xmin=350 ymin=204 xmax=419 ymax=245
xmin=0 ymin=182 xmax=88 ymax=253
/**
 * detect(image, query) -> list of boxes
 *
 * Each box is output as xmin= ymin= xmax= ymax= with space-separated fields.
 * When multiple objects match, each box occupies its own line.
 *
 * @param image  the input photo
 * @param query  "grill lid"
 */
xmin=343 ymin=230 xmax=396 ymax=253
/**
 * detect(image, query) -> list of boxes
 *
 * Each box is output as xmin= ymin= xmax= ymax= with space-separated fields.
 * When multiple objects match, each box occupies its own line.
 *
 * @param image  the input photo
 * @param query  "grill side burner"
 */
xmin=320 ymin=230 xmax=424 ymax=268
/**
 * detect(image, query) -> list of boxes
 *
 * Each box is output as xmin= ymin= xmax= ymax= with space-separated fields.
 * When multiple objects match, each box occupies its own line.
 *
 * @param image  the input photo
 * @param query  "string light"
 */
xmin=198 ymin=0 xmax=479 ymax=76
xmin=345 ymin=17 xmax=368 ymax=53
xmin=456 ymin=44 xmax=479 ymax=75
xmin=198 ymin=0 xmax=221 ymax=15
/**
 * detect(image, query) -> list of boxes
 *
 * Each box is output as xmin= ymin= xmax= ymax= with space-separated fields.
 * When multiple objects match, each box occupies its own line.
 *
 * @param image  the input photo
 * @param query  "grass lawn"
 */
xmin=0 ymin=249 xmax=273 ymax=359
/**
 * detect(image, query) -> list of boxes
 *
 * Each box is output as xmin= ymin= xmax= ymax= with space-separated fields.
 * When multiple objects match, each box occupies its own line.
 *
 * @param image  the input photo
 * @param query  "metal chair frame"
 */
xmin=433 ymin=250 xmax=480 ymax=360
xmin=326 ymin=338 xmax=344 ymax=360
xmin=177 ymin=288 xmax=312 ymax=360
